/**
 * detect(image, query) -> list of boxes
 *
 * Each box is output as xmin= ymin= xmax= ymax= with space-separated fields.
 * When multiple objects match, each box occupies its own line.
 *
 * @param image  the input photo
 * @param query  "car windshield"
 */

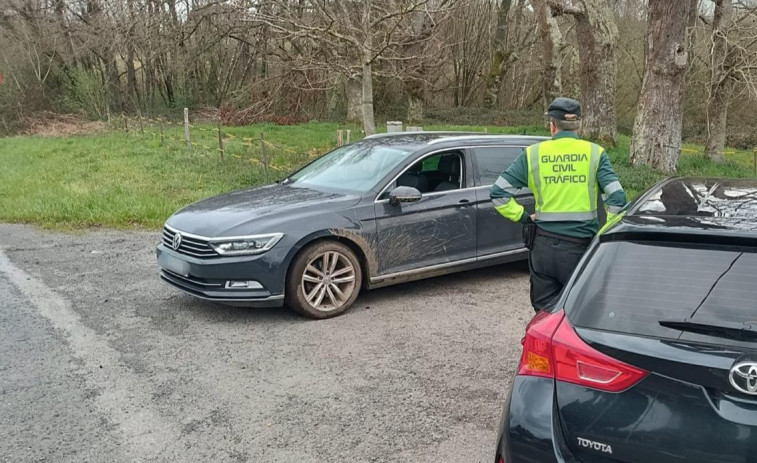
xmin=289 ymin=141 xmax=413 ymax=193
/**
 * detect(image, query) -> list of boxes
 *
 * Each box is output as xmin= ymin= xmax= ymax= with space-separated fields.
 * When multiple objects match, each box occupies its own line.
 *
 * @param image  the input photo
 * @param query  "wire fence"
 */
xmin=114 ymin=109 xmax=757 ymax=175
xmin=113 ymin=110 xmax=352 ymax=181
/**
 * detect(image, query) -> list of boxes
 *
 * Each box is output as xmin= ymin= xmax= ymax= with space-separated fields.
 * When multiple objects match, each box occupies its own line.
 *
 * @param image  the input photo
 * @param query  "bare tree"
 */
xmin=705 ymin=0 xmax=734 ymax=162
xmin=547 ymin=0 xmax=618 ymax=146
xmin=484 ymin=0 xmax=513 ymax=107
xmin=252 ymin=0 xmax=455 ymax=135
xmin=4 ymin=0 xmax=756 ymax=149
xmin=630 ymin=0 xmax=695 ymax=173
xmin=533 ymin=0 xmax=563 ymax=109
xmin=701 ymin=0 xmax=757 ymax=161
xmin=446 ymin=0 xmax=494 ymax=106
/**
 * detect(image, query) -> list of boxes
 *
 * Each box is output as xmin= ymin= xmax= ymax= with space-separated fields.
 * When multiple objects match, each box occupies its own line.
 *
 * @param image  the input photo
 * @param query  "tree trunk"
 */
xmin=574 ymin=0 xmax=618 ymax=146
xmin=327 ymin=77 xmax=342 ymax=119
xmin=106 ymin=57 xmax=123 ymax=112
xmin=345 ymin=77 xmax=362 ymax=122
xmin=145 ymin=57 xmax=155 ymax=110
xmin=165 ymin=74 xmax=175 ymax=106
xmin=484 ymin=0 xmax=513 ymax=108
xmin=630 ymin=0 xmax=692 ymax=173
xmin=361 ymin=61 xmax=376 ymax=136
xmin=361 ymin=0 xmax=376 ymax=135
xmin=533 ymin=0 xmax=563 ymax=110
xmin=549 ymin=0 xmax=618 ymax=146
xmin=705 ymin=0 xmax=733 ymax=163
xmin=125 ymin=0 xmax=140 ymax=111
xmin=705 ymin=80 xmax=733 ymax=162
xmin=403 ymin=9 xmax=432 ymax=122
xmin=126 ymin=49 xmax=140 ymax=110
xmin=407 ymin=96 xmax=423 ymax=124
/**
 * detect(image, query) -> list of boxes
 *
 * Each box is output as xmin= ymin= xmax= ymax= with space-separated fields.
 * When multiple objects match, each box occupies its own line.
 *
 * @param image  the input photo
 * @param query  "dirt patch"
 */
xmin=19 ymin=112 xmax=107 ymax=137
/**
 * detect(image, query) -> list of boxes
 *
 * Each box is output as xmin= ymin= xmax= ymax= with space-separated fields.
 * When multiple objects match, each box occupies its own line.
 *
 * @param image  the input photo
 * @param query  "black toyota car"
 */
xmin=495 ymin=177 xmax=757 ymax=463
xmin=157 ymin=132 xmax=545 ymax=318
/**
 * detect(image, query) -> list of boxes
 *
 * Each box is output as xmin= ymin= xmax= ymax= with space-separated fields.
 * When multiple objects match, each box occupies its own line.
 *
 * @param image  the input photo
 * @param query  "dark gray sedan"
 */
xmin=157 ymin=132 xmax=544 ymax=318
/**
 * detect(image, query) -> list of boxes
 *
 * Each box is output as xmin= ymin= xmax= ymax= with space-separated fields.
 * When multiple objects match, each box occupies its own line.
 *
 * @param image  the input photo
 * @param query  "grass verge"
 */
xmin=1 ymin=122 xmax=755 ymax=230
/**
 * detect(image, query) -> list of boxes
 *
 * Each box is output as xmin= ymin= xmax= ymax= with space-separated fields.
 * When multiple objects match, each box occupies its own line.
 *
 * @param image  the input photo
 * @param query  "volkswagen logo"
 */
xmin=172 ymin=232 xmax=182 ymax=251
xmin=730 ymin=362 xmax=757 ymax=395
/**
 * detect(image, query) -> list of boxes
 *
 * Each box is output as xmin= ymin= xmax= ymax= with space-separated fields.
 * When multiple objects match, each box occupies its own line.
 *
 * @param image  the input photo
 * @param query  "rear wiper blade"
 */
xmin=659 ymin=319 xmax=757 ymax=342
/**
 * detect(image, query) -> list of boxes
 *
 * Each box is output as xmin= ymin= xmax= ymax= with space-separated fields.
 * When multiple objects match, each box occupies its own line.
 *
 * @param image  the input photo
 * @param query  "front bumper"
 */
xmin=156 ymin=243 xmax=289 ymax=307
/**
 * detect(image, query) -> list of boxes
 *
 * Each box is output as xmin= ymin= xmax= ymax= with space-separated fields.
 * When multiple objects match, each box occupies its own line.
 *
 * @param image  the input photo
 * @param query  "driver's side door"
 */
xmin=373 ymin=150 xmax=477 ymax=276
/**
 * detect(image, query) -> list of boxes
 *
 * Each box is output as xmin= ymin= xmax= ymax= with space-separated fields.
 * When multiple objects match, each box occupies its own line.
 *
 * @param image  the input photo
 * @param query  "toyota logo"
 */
xmin=730 ymin=362 xmax=757 ymax=395
xmin=172 ymin=232 xmax=182 ymax=251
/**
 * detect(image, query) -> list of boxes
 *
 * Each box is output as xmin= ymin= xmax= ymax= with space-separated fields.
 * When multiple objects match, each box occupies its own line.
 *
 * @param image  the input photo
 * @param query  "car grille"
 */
xmin=162 ymin=226 xmax=219 ymax=258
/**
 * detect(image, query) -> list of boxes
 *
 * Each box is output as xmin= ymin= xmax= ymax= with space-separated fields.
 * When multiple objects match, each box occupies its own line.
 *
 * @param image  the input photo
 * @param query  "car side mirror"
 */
xmin=388 ymin=186 xmax=422 ymax=206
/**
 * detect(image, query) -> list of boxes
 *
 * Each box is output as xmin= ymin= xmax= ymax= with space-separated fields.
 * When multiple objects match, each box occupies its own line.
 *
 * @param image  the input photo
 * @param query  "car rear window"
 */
xmin=565 ymin=241 xmax=757 ymax=343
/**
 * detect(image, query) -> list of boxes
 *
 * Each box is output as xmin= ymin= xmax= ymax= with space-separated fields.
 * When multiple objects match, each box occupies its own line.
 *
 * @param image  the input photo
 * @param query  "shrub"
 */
xmin=59 ymin=68 xmax=108 ymax=119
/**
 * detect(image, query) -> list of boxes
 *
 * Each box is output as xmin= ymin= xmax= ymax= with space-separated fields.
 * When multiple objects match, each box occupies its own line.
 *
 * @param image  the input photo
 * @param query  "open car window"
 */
xmin=381 ymin=151 xmax=464 ymax=199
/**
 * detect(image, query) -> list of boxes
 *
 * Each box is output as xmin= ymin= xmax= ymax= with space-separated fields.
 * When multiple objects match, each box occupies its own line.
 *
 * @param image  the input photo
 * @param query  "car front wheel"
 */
xmin=286 ymin=241 xmax=362 ymax=319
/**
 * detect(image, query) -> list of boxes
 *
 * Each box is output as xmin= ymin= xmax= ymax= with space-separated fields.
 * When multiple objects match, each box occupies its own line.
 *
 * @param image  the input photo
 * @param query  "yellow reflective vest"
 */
xmin=526 ymin=137 xmax=601 ymax=222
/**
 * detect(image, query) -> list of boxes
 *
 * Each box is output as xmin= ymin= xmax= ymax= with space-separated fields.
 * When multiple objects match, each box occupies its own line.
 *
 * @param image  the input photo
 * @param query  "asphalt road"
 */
xmin=0 ymin=223 xmax=533 ymax=463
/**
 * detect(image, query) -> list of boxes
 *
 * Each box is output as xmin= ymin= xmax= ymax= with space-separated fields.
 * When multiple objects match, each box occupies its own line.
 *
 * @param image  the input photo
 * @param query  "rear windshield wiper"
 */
xmin=659 ymin=319 xmax=757 ymax=342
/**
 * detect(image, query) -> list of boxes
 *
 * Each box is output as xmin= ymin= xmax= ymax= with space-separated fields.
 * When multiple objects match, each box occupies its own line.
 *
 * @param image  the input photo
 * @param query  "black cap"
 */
xmin=546 ymin=97 xmax=581 ymax=121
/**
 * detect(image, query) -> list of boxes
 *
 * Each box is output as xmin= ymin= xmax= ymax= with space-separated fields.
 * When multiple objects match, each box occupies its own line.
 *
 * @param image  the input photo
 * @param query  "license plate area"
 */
xmin=158 ymin=253 xmax=190 ymax=277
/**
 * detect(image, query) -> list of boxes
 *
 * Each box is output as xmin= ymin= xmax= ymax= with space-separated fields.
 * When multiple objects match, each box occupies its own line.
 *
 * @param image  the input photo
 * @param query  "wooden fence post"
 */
xmin=346 ymin=130 xmax=351 ymax=144
xmin=217 ymin=122 xmax=225 ymax=160
xmin=159 ymin=118 xmax=165 ymax=146
xmin=184 ymin=108 xmax=191 ymax=151
xmin=123 ymin=114 xmax=129 ymax=135
xmin=260 ymin=133 xmax=270 ymax=181
xmin=337 ymin=130 xmax=343 ymax=146
xmin=753 ymin=148 xmax=756 ymax=173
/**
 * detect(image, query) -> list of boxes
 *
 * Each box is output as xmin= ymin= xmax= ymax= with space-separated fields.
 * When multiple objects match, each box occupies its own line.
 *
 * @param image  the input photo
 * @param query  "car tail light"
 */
xmin=518 ymin=309 xmax=648 ymax=392
xmin=518 ymin=310 xmax=565 ymax=378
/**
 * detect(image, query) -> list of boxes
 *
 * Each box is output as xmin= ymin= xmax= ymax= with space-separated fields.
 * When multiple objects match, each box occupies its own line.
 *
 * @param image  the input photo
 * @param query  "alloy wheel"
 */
xmin=301 ymin=250 xmax=357 ymax=312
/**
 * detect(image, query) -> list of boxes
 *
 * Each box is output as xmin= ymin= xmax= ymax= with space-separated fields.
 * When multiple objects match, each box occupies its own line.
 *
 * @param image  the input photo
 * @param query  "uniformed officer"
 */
xmin=490 ymin=97 xmax=626 ymax=311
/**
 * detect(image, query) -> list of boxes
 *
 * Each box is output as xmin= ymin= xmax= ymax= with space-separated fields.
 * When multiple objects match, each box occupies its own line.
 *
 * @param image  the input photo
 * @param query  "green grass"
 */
xmin=0 ymin=122 xmax=357 ymax=230
xmin=1 ymin=121 xmax=755 ymax=230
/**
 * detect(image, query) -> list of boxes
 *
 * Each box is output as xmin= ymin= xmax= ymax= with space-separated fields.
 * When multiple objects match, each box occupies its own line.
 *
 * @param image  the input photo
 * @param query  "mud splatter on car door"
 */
xmin=374 ymin=190 xmax=477 ymax=275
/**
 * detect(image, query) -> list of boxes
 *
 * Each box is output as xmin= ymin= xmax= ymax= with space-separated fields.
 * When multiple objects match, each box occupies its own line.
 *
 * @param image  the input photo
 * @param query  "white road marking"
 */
xmin=0 ymin=250 xmax=184 ymax=461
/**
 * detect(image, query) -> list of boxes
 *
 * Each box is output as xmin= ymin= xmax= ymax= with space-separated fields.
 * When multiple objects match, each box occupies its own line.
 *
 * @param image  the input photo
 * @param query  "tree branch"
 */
xmin=546 ymin=0 xmax=584 ymax=16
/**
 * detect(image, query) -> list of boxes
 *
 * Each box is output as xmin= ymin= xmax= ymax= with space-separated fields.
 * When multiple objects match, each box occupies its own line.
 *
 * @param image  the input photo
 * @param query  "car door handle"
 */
xmin=458 ymin=199 xmax=470 ymax=204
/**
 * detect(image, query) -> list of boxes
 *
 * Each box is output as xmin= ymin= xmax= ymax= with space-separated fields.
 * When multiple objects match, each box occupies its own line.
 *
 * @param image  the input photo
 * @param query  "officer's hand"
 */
xmin=530 ymin=214 xmax=536 ymax=222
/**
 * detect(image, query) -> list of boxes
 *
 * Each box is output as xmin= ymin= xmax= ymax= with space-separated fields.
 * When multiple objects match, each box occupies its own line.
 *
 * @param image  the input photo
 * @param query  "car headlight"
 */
xmin=209 ymin=233 xmax=284 ymax=256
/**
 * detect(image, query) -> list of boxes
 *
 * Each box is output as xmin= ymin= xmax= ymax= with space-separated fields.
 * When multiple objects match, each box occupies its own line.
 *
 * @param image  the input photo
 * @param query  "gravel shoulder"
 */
xmin=0 ymin=224 xmax=532 ymax=462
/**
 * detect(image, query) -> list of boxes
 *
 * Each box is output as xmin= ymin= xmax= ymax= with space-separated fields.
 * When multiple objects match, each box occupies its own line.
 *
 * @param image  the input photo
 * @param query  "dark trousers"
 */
xmin=528 ymin=234 xmax=588 ymax=312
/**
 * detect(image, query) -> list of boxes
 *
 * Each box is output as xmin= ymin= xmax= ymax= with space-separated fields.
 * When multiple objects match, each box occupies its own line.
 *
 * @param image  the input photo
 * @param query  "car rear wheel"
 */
xmin=286 ymin=241 xmax=362 ymax=319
